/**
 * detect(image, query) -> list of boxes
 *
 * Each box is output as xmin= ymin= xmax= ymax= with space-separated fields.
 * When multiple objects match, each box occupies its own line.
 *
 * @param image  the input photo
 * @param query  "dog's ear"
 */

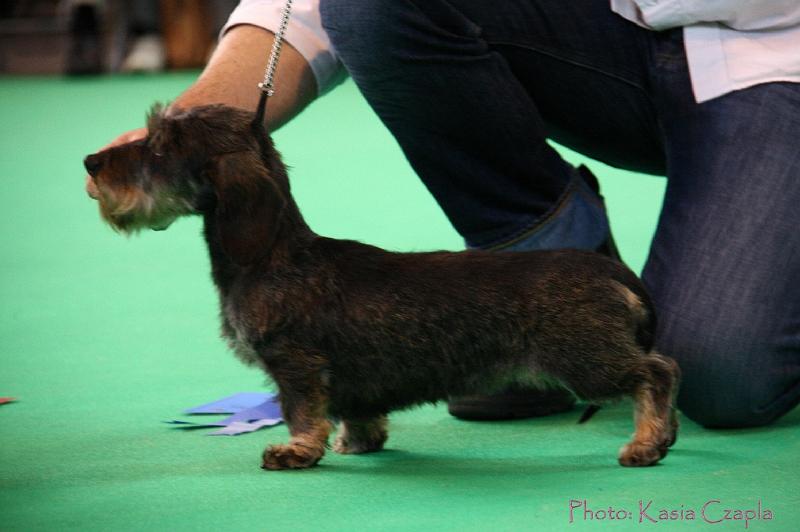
xmin=146 ymin=103 xmax=173 ymax=155
xmin=208 ymin=152 xmax=286 ymax=266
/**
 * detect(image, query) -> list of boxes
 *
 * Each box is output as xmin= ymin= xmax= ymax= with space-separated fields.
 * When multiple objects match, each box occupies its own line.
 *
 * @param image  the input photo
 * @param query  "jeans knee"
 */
xmin=678 ymin=377 xmax=785 ymax=429
xmin=656 ymin=309 xmax=799 ymax=428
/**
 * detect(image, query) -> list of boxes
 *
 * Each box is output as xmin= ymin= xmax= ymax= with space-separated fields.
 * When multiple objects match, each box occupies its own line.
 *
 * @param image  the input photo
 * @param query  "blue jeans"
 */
xmin=320 ymin=0 xmax=800 ymax=428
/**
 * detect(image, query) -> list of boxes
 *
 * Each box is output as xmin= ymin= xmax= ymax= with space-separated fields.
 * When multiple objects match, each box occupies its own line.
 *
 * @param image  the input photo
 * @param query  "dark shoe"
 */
xmin=448 ymin=165 xmax=616 ymax=421
xmin=448 ymin=386 xmax=576 ymax=421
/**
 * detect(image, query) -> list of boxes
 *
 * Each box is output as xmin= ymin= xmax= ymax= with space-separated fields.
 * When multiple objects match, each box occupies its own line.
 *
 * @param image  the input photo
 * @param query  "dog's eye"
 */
xmin=147 ymin=132 xmax=165 ymax=157
xmin=148 ymin=142 xmax=163 ymax=158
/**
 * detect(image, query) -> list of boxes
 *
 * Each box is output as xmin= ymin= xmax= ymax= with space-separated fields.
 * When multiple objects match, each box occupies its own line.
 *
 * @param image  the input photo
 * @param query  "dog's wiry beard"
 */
xmin=97 ymin=179 xmax=191 ymax=234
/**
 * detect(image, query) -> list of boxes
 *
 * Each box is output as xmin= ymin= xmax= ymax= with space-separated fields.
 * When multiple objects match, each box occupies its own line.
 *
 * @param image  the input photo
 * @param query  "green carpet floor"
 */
xmin=1 ymin=73 xmax=798 ymax=531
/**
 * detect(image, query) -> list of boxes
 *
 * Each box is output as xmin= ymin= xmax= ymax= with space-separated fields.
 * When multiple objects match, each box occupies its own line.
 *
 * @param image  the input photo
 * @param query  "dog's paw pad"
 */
xmin=261 ymin=444 xmax=321 ymax=470
xmin=618 ymin=442 xmax=666 ymax=467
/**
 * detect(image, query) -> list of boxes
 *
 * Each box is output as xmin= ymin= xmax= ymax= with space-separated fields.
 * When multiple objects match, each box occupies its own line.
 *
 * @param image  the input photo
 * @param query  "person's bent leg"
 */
xmin=321 ymin=0 xmax=669 ymax=420
xmin=320 ymin=0 xmax=664 ymax=250
xmin=646 ymin=34 xmax=800 ymax=427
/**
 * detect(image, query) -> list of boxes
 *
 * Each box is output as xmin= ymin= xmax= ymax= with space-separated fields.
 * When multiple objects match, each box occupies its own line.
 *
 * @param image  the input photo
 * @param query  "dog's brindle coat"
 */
xmin=84 ymin=104 xmax=680 ymax=470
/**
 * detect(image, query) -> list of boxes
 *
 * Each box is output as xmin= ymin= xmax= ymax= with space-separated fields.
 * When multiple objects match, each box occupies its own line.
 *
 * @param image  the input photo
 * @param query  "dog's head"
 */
xmin=85 ymin=104 xmax=289 ymax=265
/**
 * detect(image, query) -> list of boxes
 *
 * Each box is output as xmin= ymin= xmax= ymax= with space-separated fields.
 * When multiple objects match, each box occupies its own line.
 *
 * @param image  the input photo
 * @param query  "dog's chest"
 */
xmin=220 ymin=297 xmax=264 ymax=367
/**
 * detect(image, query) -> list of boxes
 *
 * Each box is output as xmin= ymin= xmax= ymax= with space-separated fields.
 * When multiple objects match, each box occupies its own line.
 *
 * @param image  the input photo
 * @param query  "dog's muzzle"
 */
xmin=85 ymin=175 xmax=100 ymax=199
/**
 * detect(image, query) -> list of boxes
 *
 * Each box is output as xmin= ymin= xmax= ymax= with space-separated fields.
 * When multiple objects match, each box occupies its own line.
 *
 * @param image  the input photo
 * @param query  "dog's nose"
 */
xmin=84 ymin=154 xmax=103 ymax=177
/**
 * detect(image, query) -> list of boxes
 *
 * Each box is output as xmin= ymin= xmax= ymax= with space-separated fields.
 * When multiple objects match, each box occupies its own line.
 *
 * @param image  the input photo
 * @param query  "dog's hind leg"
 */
xmin=332 ymin=416 xmax=389 ymax=455
xmin=262 ymin=386 xmax=333 ymax=470
xmin=618 ymin=354 xmax=680 ymax=467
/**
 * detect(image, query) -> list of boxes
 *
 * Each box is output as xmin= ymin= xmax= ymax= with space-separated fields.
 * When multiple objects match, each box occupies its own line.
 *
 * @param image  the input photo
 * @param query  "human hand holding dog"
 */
xmin=86 ymin=25 xmax=316 ymax=200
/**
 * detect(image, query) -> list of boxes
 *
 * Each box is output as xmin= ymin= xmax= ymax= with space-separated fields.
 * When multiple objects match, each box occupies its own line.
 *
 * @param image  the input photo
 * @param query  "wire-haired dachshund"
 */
xmin=84 ymin=104 xmax=679 ymax=470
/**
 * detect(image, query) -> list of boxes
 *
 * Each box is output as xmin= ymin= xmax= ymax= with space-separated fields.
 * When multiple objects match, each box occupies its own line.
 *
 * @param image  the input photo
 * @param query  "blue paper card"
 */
xmin=183 ymin=392 xmax=275 ymax=414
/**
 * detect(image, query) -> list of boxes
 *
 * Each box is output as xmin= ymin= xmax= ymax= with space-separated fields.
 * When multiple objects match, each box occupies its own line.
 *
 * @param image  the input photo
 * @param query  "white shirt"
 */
xmin=223 ymin=0 xmax=800 ymax=103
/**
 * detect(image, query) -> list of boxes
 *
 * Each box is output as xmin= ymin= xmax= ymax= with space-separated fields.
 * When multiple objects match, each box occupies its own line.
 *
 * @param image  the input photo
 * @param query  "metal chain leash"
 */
xmin=258 ymin=0 xmax=294 ymax=98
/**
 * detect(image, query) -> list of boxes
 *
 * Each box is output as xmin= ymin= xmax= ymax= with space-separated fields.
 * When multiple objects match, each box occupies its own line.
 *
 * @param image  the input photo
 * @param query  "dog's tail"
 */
xmin=578 ymin=403 xmax=602 ymax=424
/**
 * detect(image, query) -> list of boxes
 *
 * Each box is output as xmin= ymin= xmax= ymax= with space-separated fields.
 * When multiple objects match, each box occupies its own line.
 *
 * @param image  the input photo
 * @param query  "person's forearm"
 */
xmin=173 ymin=24 xmax=318 ymax=131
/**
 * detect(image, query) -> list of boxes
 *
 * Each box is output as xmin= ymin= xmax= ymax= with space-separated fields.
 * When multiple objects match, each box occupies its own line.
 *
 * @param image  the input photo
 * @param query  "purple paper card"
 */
xmin=183 ymin=392 xmax=276 ymax=414
xmin=167 ymin=393 xmax=283 ymax=434
xmin=216 ymin=398 xmax=282 ymax=426
xmin=208 ymin=418 xmax=282 ymax=436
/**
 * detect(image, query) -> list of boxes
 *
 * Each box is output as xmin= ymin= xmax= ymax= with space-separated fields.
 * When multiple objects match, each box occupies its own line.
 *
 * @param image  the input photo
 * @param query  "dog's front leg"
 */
xmin=262 ymin=395 xmax=331 ymax=470
xmin=262 ymin=379 xmax=332 ymax=470
xmin=333 ymin=416 xmax=388 ymax=454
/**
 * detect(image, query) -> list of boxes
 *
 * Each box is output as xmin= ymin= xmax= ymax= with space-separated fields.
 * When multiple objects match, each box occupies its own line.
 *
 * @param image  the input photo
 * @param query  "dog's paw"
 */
xmin=664 ymin=410 xmax=679 ymax=448
xmin=332 ymin=433 xmax=386 ymax=455
xmin=261 ymin=444 xmax=322 ymax=470
xmin=663 ymin=427 xmax=678 ymax=449
xmin=618 ymin=441 xmax=667 ymax=467
xmin=332 ymin=420 xmax=388 ymax=455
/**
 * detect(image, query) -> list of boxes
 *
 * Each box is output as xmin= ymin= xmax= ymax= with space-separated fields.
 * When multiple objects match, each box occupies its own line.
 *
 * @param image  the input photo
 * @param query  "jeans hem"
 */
xmin=473 ymin=171 xmax=607 ymax=251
